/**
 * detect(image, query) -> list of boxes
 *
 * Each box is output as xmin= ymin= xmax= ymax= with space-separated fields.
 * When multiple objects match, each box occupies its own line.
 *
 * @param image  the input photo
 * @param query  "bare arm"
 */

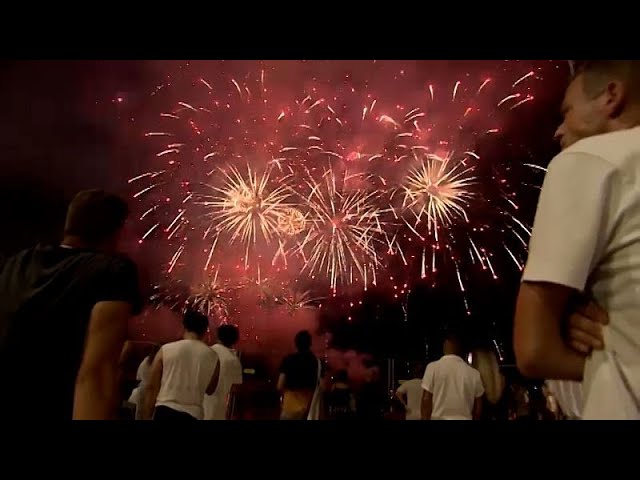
xmin=205 ymin=361 xmax=221 ymax=396
xmin=277 ymin=373 xmax=286 ymax=392
xmin=119 ymin=340 xmax=134 ymax=370
xmin=73 ymin=301 xmax=131 ymax=420
xmin=472 ymin=396 xmax=483 ymax=420
xmin=141 ymin=350 xmax=163 ymax=420
xmin=421 ymin=390 xmax=433 ymax=420
xmin=514 ymin=282 xmax=586 ymax=381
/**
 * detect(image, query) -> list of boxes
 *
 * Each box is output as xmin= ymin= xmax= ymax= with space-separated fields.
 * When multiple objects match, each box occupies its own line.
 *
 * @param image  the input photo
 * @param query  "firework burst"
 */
xmin=196 ymin=165 xmax=293 ymax=269
xmin=400 ymin=153 xmax=476 ymax=234
xmin=187 ymin=271 xmax=237 ymax=320
xmin=149 ymin=271 xmax=238 ymax=322
xmin=273 ymin=287 xmax=323 ymax=315
xmin=149 ymin=279 xmax=190 ymax=312
xmin=295 ymin=168 xmax=384 ymax=290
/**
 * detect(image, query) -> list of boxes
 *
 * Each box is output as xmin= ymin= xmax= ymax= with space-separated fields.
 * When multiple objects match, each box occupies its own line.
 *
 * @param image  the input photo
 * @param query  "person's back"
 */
xmin=156 ymin=339 xmax=218 ymax=420
xmin=396 ymin=363 xmax=426 ymax=420
xmin=278 ymin=330 xmax=320 ymax=420
xmin=423 ymin=354 xmax=484 ymax=420
xmin=472 ymin=349 xmax=506 ymax=420
xmin=204 ymin=324 xmax=243 ymax=420
xmin=397 ymin=378 xmax=423 ymax=420
xmin=0 ymin=190 xmax=141 ymax=420
xmin=559 ymin=127 xmax=640 ymax=417
xmin=129 ymin=345 xmax=160 ymax=419
xmin=280 ymin=351 xmax=318 ymax=391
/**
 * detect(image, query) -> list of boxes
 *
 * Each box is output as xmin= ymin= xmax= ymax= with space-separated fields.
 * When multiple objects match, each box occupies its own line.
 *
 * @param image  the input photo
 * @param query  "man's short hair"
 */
xmin=64 ymin=189 xmax=129 ymax=245
xmin=183 ymin=309 xmax=209 ymax=337
xmin=217 ymin=324 xmax=239 ymax=347
xmin=294 ymin=330 xmax=312 ymax=352
xmin=575 ymin=60 xmax=640 ymax=101
xmin=443 ymin=328 xmax=467 ymax=353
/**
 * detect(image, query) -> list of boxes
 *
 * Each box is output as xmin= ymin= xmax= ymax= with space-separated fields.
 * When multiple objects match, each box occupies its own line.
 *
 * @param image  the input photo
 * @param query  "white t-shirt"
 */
xmin=523 ymin=127 xmax=640 ymax=419
xmin=128 ymin=356 xmax=151 ymax=404
xmin=155 ymin=339 xmax=219 ymax=420
xmin=397 ymin=378 xmax=423 ymax=420
xmin=546 ymin=380 xmax=583 ymax=419
xmin=422 ymin=355 xmax=484 ymax=420
xmin=203 ymin=344 xmax=243 ymax=420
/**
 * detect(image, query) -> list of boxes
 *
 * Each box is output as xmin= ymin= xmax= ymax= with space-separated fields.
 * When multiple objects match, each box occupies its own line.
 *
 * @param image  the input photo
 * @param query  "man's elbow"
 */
xmin=514 ymin=343 xmax=547 ymax=379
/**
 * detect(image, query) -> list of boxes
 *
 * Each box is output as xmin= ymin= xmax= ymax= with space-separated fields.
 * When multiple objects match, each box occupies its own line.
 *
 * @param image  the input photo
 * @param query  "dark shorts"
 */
xmin=153 ymin=405 xmax=197 ymax=421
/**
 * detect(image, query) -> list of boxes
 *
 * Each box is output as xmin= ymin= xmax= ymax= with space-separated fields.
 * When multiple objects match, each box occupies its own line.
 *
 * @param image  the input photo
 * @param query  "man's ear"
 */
xmin=604 ymin=80 xmax=626 ymax=118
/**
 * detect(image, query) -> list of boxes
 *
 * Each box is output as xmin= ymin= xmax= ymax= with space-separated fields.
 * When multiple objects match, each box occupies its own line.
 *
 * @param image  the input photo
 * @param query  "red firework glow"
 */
xmin=127 ymin=60 xmax=554 ymax=327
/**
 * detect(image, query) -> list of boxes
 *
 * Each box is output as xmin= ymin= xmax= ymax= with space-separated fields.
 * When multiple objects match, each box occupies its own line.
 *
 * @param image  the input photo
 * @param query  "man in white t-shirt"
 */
xmin=514 ymin=60 xmax=640 ymax=419
xmin=141 ymin=310 xmax=220 ymax=420
xmin=395 ymin=364 xmax=424 ymax=420
xmin=203 ymin=324 xmax=243 ymax=420
xmin=421 ymin=333 xmax=484 ymax=420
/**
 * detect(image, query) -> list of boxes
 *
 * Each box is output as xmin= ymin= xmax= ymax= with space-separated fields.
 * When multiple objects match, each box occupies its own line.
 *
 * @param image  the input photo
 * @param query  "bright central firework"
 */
xmin=196 ymin=165 xmax=292 ymax=269
xmin=401 ymin=153 xmax=476 ymax=234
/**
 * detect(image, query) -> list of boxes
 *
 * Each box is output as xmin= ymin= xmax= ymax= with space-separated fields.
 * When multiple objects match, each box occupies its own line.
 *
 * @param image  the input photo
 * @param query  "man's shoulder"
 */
xmin=424 ymin=359 xmax=441 ymax=372
xmin=194 ymin=341 xmax=217 ymax=358
xmin=90 ymin=252 xmax=138 ymax=276
xmin=284 ymin=353 xmax=299 ymax=364
xmin=464 ymin=364 xmax=482 ymax=378
xmin=560 ymin=128 xmax=640 ymax=169
xmin=281 ymin=352 xmax=301 ymax=367
xmin=57 ymin=247 xmax=137 ymax=277
xmin=162 ymin=339 xmax=181 ymax=350
xmin=0 ymin=245 xmax=131 ymax=283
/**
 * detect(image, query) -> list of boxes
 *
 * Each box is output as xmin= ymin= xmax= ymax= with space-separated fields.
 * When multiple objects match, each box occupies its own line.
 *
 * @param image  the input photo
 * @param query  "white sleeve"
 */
xmin=422 ymin=364 xmax=435 ymax=393
xmin=474 ymin=371 xmax=485 ymax=398
xmin=522 ymin=152 xmax=618 ymax=291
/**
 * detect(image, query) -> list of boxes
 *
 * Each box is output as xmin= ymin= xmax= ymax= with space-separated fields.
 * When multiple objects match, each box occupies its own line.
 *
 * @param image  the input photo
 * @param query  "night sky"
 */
xmin=0 ymin=60 xmax=569 ymax=363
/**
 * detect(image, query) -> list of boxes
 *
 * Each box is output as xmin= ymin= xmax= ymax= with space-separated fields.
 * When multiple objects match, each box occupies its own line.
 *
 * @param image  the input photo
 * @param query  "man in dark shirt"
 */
xmin=277 ymin=330 xmax=320 ymax=420
xmin=0 ymin=189 xmax=142 ymax=420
